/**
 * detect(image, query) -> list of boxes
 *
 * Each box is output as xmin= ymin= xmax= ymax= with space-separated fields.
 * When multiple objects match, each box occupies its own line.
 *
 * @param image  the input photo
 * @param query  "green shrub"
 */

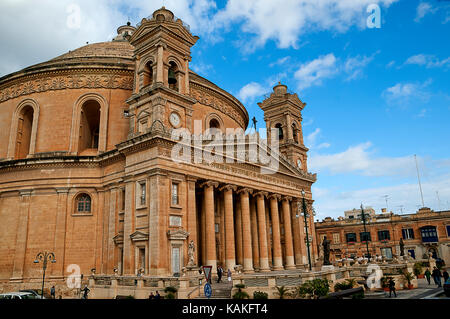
xmin=232 ymin=284 xmax=249 ymax=299
xmin=413 ymin=262 xmax=423 ymax=276
xmin=297 ymin=278 xmax=329 ymax=299
xmin=275 ymin=286 xmax=291 ymax=299
xmin=164 ymin=286 xmax=178 ymax=299
xmin=334 ymin=279 xmax=356 ymax=291
xmin=253 ymin=291 xmax=268 ymax=299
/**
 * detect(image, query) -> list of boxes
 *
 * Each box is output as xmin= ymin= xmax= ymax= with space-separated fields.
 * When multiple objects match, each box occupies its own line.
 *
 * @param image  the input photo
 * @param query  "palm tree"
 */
xmin=275 ymin=286 xmax=290 ymax=299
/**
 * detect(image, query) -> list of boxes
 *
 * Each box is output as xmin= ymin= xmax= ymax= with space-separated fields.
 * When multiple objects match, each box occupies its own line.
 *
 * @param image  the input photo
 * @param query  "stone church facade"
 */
xmin=0 ymin=7 xmax=318 ymax=286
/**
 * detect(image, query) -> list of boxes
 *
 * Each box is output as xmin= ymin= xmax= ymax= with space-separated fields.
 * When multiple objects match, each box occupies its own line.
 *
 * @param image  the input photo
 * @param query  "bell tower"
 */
xmin=126 ymin=7 xmax=199 ymax=137
xmin=258 ymin=83 xmax=309 ymax=171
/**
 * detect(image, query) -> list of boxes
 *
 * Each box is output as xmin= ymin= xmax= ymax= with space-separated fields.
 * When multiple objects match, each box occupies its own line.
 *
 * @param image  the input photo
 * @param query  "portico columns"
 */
xmin=269 ymin=194 xmax=284 ymax=270
xmin=291 ymin=200 xmax=303 ymax=267
xmin=201 ymin=181 xmax=219 ymax=271
xmin=250 ymin=197 xmax=260 ymax=270
xmin=238 ymin=188 xmax=254 ymax=273
xmin=282 ymin=196 xmax=296 ymax=269
xmin=255 ymin=192 xmax=270 ymax=272
xmin=220 ymin=184 xmax=237 ymax=271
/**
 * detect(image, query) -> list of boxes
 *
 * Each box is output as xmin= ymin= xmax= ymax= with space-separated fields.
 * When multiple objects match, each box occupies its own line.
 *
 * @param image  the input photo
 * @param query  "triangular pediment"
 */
xmin=167 ymin=229 xmax=189 ymax=240
xmin=130 ymin=231 xmax=149 ymax=242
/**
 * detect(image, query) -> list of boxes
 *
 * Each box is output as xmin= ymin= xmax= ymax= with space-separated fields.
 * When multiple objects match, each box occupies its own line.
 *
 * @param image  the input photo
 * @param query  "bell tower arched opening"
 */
xmin=78 ymin=100 xmax=101 ymax=154
xmin=15 ymin=105 xmax=34 ymax=159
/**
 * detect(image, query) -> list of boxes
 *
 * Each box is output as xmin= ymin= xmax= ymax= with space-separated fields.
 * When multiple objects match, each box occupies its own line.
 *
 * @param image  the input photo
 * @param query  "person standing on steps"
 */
xmin=432 ymin=267 xmax=442 ymax=287
xmin=227 ymin=269 xmax=232 ymax=283
xmin=217 ymin=265 xmax=223 ymax=283
xmin=388 ymin=277 xmax=396 ymax=298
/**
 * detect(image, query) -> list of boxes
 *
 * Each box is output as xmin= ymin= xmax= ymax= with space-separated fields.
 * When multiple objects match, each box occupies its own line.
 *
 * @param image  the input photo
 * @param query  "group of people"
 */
xmin=424 ymin=267 xmax=449 ymax=287
xmin=148 ymin=291 xmax=161 ymax=299
xmin=216 ymin=265 xmax=232 ymax=283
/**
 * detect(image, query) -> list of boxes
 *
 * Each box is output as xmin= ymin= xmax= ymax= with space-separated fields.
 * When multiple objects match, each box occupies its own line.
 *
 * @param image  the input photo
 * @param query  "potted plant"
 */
xmin=413 ymin=262 xmax=424 ymax=279
xmin=402 ymin=271 xmax=415 ymax=289
xmin=232 ymin=284 xmax=249 ymax=299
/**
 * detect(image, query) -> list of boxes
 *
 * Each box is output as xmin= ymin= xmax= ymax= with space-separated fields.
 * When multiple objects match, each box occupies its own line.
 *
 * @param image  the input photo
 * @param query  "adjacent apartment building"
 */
xmin=315 ymin=207 xmax=450 ymax=265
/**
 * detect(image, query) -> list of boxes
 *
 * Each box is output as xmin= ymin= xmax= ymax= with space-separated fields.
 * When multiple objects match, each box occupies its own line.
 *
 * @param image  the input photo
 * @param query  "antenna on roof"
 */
xmin=414 ymin=154 xmax=425 ymax=208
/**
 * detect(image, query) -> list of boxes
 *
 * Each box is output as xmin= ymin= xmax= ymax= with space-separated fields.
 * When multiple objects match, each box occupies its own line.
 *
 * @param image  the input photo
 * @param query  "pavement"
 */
xmin=364 ymin=278 xmax=447 ymax=299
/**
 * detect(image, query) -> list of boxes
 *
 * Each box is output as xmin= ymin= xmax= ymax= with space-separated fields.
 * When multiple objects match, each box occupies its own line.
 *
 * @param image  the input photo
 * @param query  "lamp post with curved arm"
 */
xmin=299 ymin=190 xmax=312 ymax=271
xmin=33 ymin=251 xmax=56 ymax=299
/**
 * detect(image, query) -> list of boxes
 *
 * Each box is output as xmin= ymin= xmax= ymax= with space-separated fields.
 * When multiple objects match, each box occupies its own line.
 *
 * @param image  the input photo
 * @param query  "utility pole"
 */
xmin=414 ymin=154 xmax=425 ymax=207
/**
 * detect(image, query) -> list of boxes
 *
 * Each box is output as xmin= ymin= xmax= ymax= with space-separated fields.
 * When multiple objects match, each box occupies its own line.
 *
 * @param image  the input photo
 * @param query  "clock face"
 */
xmin=297 ymin=159 xmax=302 ymax=168
xmin=169 ymin=112 xmax=180 ymax=127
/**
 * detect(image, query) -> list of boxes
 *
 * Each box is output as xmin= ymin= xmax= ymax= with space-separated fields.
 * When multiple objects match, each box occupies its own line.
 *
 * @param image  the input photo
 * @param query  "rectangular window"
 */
xmin=446 ymin=225 xmax=450 ymax=237
xmin=360 ymin=232 xmax=371 ymax=242
xmin=169 ymin=215 xmax=182 ymax=227
xmin=402 ymin=228 xmax=415 ymax=240
xmin=215 ymin=223 xmax=219 ymax=233
xmin=346 ymin=233 xmax=357 ymax=243
xmin=378 ymin=230 xmax=390 ymax=241
xmin=380 ymin=247 xmax=393 ymax=259
xmin=139 ymin=182 xmax=146 ymax=206
xmin=333 ymin=233 xmax=340 ymax=244
xmin=171 ymin=182 xmax=179 ymax=205
xmin=121 ymin=188 xmax=125 ymax=211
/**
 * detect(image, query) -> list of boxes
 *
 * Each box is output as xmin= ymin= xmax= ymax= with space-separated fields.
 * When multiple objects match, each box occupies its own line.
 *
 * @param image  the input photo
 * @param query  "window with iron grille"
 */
xmin=378 ymin=230 xmax=390 ymax=241
xmin=346 ymin=233 xmax=357 ymax=243
xmin=76 ymin=194 xmax=91 ymax=213
xmin=420 ymin=226 xmax=438 ymax=242
xmin=360 ymin=232 xmax=371 ymax=242
xmin=402 ymin=228 xmax=414 ymax=240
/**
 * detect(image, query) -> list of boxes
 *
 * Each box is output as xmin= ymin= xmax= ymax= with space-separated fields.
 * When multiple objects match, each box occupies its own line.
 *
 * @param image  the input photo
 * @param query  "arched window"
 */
xmin=209 ymin=119 xmax=220 ymax=130
xmin=78 ymin=100 xmax=101 ymax=153
xmin=168 ymin=61 xmax=178 ymax=91
xmin=142 ymin=61 xmax=153 ymax=88
xmin=15 ymin=105 xmax=34 ymax=159
xmin=292 ymin=122 xmax=299 ymax=143
xmin=76 ymin=194 xmax=91 ymax=213
xmin=275 ymin=123 xmax=283 ymax=140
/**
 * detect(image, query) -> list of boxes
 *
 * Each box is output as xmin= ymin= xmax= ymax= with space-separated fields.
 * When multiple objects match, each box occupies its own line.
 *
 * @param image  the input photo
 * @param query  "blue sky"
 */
xmin=1 ymin=0 xmax=449 ymax=220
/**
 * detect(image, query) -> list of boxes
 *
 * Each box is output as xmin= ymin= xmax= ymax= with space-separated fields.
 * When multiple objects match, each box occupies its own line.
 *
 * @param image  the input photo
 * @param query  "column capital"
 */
xmin=200 ymin=181 xmax=219 ymax=188
xmin=237 ymin=187 xmax=253 ymax=195
xmin=268 ymin=193 xmax=281 ymax=200
xmin=55 ymin=187 xmax=70 ymax=194
xmin=19 ymin=189 xmax=33 ymax=197
xmin=282 ymin=196 xmax=292 ymax=202
xmin=254 ymin=191 xmax=269 ymax=198
xmin=219 ymin=184 xmax=237 ymax=192
xmin=186 ymin=175 xmax=198 ymax=182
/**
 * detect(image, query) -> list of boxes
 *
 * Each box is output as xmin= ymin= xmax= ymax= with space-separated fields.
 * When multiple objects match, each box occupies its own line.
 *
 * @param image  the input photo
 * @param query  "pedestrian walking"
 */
xmin=81 ymin=285 xmax=90 ymax=299
xmin=50 ymin=286 xmax=55 ymax=299
xmin=217 ymin=265 xmax=223 ymax=283
xmin=432 ymin=267 xmax=442 ymax=287
xmin=227 ymin=269 xmax=232 ymax=282
xmin=424 ymin=268 xmax=431 ymax=285
xmin=148 ymin=292 xmax=154 ymax=299
xmin=154 ymin=290 xmax=161 ymax=299
xmin=388 ymin=278 xmax=396 ymax=298
xmin=443 ymin=269 xmax=449 ymax=283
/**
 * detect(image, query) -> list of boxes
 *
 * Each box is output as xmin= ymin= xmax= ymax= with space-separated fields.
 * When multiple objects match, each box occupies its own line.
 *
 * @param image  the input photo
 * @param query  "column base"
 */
xmin=285 ymin=265 xmax=296 ymax=270
xmin=259 ymin=267 xmax=271 ymax=272
xmin=243 ymin=269 xmax=255 ymax=274
xmin=272 ymin=266 xmax=284 ymax=271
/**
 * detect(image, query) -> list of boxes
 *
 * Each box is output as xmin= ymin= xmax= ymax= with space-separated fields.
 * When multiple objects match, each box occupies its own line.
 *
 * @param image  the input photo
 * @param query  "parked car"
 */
xmin=0 ymin=292 xmax=38 ymax=299
xmin=444 ymin=278 xmax=450 ymax=298
xmin=19 ymin=289 xmax=45 ymax=299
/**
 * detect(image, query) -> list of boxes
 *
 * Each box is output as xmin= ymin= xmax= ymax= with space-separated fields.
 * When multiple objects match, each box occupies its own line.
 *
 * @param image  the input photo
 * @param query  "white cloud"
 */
xmin=237 ymin=82 xmax=266 ymax=104
xmin=190 ymin=61 xmax=214 ymax=76
xmin=344 ymin=53 xmax=377 ymax=81
xmin=269 ymin=56 xmax=290 ymax=68
xmin=294 ymin=53 xmax=338 ymax=90
xmin=309 ymin=142 xmax=420 ymax=177
xmin=405 ymin=54 xmax=450 ymax=69
xmin=382 ymin=79 xmax=432 ymax=105
xmin=414 ymin=2 xmax=438 ymax=22
xmin=214 ymin=0 xmax=397 ymax=52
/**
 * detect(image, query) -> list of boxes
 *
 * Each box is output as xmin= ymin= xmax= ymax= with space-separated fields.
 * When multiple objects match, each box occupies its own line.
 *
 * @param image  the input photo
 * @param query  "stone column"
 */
xmin=235 ymin=199 xmax=243 ymax=266
xmin=123 ymin=180 xmax=134 ymax=275
xmin=291 ymin=200 xmax=303 ymax=268
xmin=184 ymin=56 xmax=190 ymax=94
xmin=255 ymin=192 xmax=270 ymax=272
xmin=220 ymin=185 xmax=237 ymax=271
xmin=265 ymin=201 xmax=272 ymax=267
xmin=53 ymin=188 xmax=69 ymax=278
xmin=156 ymin=43 xmax=164 ymax=83
xmin=269 ymin=194 xmax=283 ymax=270
xmin=238 ymin=188 xmax=253 ymax=273
xmin=250 ymin=197 xmax=260 ymax=271
xmin=201 ymin=181 xmax=219 ymax=271
xmin=186 ymin=176 xmax=197 ymax=263
xmin=282 ymin=196 xmax=296 ymax=269
xmin=11 ymin=189 xmax=32 ymax=281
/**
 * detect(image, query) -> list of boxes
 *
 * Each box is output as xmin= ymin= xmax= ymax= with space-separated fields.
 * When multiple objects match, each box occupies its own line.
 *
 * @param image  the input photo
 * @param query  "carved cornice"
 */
xmin=0 ymin=69 xmax=134 ymax=103
xmin=167 ymin=229 xmax=189 ymax=240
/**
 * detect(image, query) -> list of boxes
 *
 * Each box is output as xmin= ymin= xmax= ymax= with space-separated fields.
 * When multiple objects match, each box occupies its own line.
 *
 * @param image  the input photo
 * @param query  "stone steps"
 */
xmin=195 ymin=281 xmax=233 ymax=299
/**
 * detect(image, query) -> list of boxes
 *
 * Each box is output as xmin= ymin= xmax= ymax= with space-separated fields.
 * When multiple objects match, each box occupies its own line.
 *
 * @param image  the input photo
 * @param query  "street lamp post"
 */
xmin=33 ymin=251 xmax=56 ymax=299
xmin=360 ymin=204 xmax=371 ymax=261
xmin=300 ymin=190 xmax=312 ymax=271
